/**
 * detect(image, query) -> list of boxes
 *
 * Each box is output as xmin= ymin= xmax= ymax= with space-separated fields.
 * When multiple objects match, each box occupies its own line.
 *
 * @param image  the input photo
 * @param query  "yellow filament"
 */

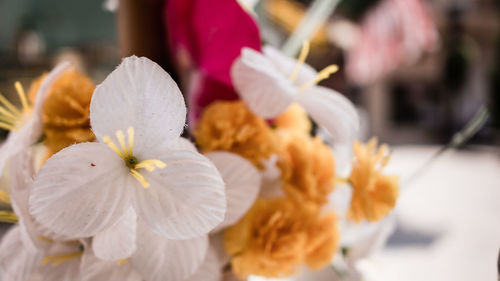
xmin=0 ymin=122 xmax=15 ymax=131
xmin=0 ymin=105 xmax=19 ymax=121
xmin=130 ymin=169 xmax=150 ymax=188
xmin=289 ymin=41 xmax=311 ymax=82
xmin=42 ymin=252 xmax=83 ymax=266
xmin=116 ymin=130 xmax=129 ymax=157
xmin=117 ymin=258 xmax=128 ymax=265
xmin=0 ymin=114 xmax=16 ymax=125
xmin=299 ymin=65 xmax=339 ymax=92
xmin=135 ymin=160 xmax=166 ymax=172
xmin=0 ymin=94 xmax=21 ymax=117
xmin=38 ymin=236 xmax=54 ymax=243
xmin=14 ymin=82 xmax=29 ymax=112
xmin=0 ymin=211 xmax=18 ymax=223
xmin=127 ymin=127 xmax=134 ymax=156
xmin=103 ymin=136 xmax=124 ymax=158
xmin=0 ymin=190 xmax=11 ymax=204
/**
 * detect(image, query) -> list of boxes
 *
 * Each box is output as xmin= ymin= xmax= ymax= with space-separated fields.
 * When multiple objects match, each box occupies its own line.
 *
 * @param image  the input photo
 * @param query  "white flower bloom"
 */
xmin=83 ymin=219 xmax=210 ymax=281
xmin=29 ymin=56 xmax=226 ymax=240
xmin=0 ymin=62 xmax=71 ymax=178
xmin=231 ymin=43 xmax=359 ymax=148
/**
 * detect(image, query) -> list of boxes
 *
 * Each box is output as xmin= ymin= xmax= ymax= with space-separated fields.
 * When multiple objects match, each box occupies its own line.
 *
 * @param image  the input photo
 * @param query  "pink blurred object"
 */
xmin=165 ymin=0 xmax=261 ymax=123
xmin=346 ymin=0 xmax=438 ymax=85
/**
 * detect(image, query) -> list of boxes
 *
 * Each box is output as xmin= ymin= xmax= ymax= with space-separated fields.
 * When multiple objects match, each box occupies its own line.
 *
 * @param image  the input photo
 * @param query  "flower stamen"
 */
xmin=299 ymin=65 xmax=339 ymax=92
xmin=0 ymin=82 xmax=32 ymax=131
xmin=103 ymin=127 xmax=165 ymax=189
xmin=42 ymin=252 xmax=83 ymax=267
xmin=0 ymin=211 xmax=18 ymax=223
xmin=289 ymin=41 xmax=311 ymax=83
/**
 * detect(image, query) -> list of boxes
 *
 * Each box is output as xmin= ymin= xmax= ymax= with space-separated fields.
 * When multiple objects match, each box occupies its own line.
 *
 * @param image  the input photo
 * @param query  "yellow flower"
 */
xmin=304 ymin=212 xmax=339 ymax=269
xmin=348 ymin=138 xmax=399 ymax=223
xmin=224 ymin=198 xmax=340 ymax=278
xmin=28 ymin=69 xmax=95 ymax=157
xmin=224 ymin=198 xmax=311 ymax=279
xmin=274 ymin=103 xmax=311 ymax=134
xmin=278 ymin=131 xmax=336 ymax=206
xmin=195 ymin=101 xmax=277 ymax=168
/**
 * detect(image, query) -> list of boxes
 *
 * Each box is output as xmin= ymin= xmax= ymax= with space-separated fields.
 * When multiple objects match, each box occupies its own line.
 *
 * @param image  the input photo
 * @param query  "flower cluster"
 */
xmin=0 ymin=43 xmax=399 ymax=281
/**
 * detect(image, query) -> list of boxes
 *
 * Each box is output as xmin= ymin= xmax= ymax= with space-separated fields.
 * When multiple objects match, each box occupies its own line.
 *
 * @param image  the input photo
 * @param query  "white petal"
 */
xmin=132 ymin=224 xmax=208 ymax=281
xmin=209 ymin=232 xmax=230 ymax=267
xmin=185 ymin=245 xmax=222 ymax=281
xmin=132 ymin=148 xmax=225 ymax=239
xmin=93 ymin=207 xmax=137 ymax=261
xmin=37 ymin=257 xmax=81 ymax=281
xmin=81 ymin=249 xmax=142 ymax=281
xmin=262 ymin=45 xmax=317 ymax=86
xmin=164 ymin=137 xmax=197 ymax=152
xmin=296 ymin=86 xmax=359 ymax=147
xmin=0 ymin=62 xmax=70 ymax=177
xmin=30 ymin=142 xmax=133 ymax=238
xmin=0 ymin=226 xmax=43 ymax=281
xmin=231 ymin=48 xmax=294 ymax=119
xmin=206 ymin=152 xmax=260 ymax=232
xmin=90 ymin=56 xmax=186 ymax=157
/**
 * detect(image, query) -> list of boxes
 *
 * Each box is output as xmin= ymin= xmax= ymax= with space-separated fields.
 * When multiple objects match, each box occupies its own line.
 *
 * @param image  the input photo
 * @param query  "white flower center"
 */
xmin=103 ymin=127 xmax=165 ymax=188
xmin=0 ymin=82 xmax=31 ymax=131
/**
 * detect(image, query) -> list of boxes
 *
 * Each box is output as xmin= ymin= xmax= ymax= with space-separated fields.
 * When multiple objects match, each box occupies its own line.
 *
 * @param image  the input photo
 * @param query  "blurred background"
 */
xmin=0 ymin=0 xmax=499 ymax=280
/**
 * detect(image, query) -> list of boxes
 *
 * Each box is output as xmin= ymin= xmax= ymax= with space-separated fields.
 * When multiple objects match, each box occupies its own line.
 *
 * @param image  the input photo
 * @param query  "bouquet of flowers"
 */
xmin=0 ymin=1 xmax=400 ymax=281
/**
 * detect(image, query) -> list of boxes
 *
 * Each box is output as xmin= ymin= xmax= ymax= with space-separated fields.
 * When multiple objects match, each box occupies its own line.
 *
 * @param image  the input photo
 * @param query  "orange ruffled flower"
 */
xmin=274 ymin=103 xmax=311 ymax=134
xmin=304 ymin=212 xmax=339 ymax=269
xmin=28 ymin=69 xmax=95 ymax=157
xmin=278 ymin=131 xmax=336 ymax=206
xmin=195 ymin=100 xmax=277 ymax=168
xmin=224 ymin=198 xmax=339 ymax=279
xmin=348 ymin=138 xmax=399 ymax=223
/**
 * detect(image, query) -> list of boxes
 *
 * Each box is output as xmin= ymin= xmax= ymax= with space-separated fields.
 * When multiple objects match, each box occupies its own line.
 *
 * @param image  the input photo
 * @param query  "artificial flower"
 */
xmin=224 ymin=197 xmax=313 ymax=279
xmin=231 ymin=42 xmax=359 ymax=148
xmin=27 ymin=69 xmax=95 ymax=157
xmin=0 ymin=62 xmax=70 ymax=178
xmin=195 ymin=100 xmax=278 ymax=169
xmin=273 ymin=103 xmax=311 ymax=135
xmin=348 ymin=138 xmax=399 ymax=222
xmin=278 ymin=131 xmax=336 ymax=206
xmin=206 ymin=151 xmax=262 ymax=232
xmin=0 ymin=225 xmax=84 ymax=281
xmin=304 ymin=212 xmax=339 ymax=270
xmin=166 ymin=0 xmax=261 ymax=121
xmin=29 ymin=56 xmax=226 ymax=240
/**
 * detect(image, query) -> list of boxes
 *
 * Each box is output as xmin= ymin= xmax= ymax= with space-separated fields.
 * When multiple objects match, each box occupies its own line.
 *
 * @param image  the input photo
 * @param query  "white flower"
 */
xmin=231 ymin=42 xmax=359 ymax=148
xmin=29 ymin=56 xmax=226 ymax=240
xmin=0 ymin=62 xmax=71 ymax=177
xmin=0 ymin=225 xmax=84 ymax=281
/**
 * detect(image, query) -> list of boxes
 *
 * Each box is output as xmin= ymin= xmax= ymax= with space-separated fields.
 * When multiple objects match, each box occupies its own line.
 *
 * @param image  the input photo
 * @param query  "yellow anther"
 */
xmin=299 ymin=64 xmax=339 ymax=92
xmin=14 ymin=82 xmax=29 ymax=112
xmin=0 ymin=190 xmax=11 ymax=204
xmin=42 ymin=252 xmax=83 ymax=266
xmin=115 ymin=130 xmax=129 ymax=157
xmin=135 ymin=160 xmax=166 ymax=172
xmin=289 ymin=41 xmax=311 ymax=82
xmin=127 ymin=127 xmax=134 ymax=156
xmin=130 ymin=169 xmax=150 ymax=188
xmin=38 ymin=236 xmax=54 ymax=243
xmin=103 ymin=136 xmax=124 ymax=158
xmin=0 ymin=211 xmax=18 ymax=223
xmin=0 ymin=93 xmax=21 ymax=117
xmin=117 ymin=258 xmax=128 ymax=265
